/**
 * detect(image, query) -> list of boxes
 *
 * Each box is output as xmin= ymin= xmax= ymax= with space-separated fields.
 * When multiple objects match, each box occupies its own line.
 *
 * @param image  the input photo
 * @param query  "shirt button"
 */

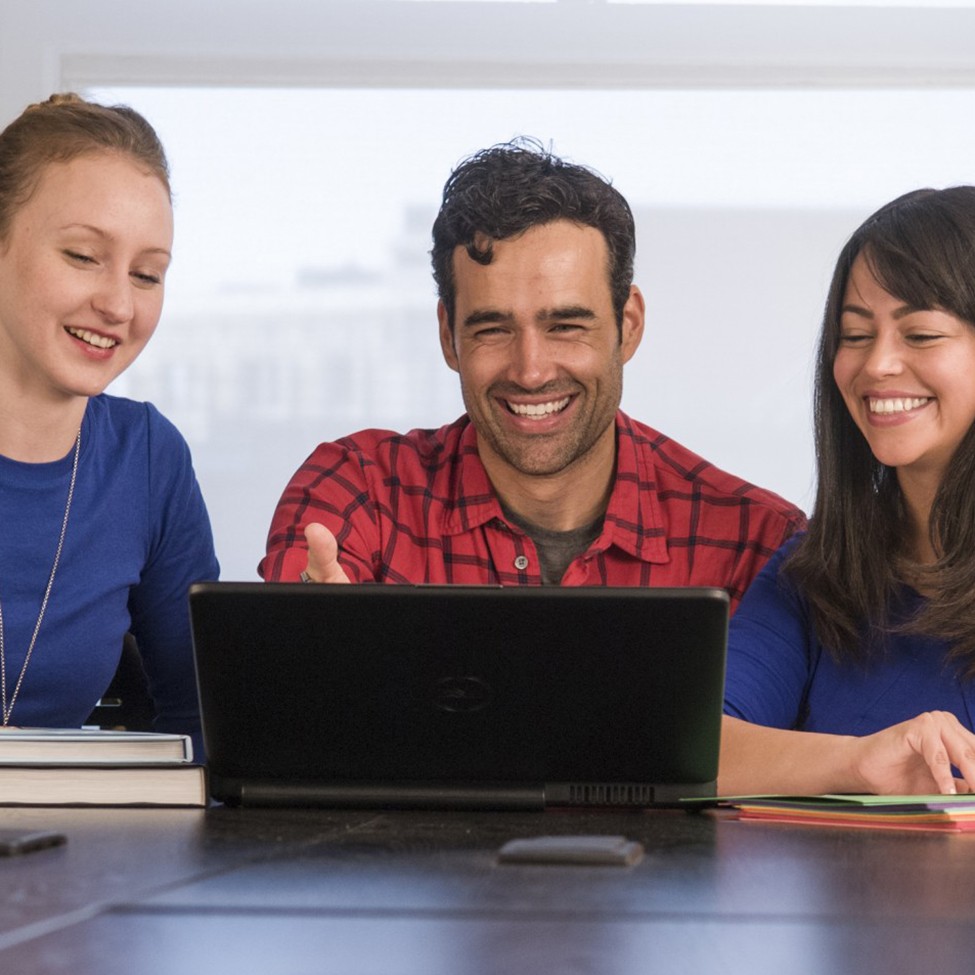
xmin=514 ymin=555 xmax=529 ymax=570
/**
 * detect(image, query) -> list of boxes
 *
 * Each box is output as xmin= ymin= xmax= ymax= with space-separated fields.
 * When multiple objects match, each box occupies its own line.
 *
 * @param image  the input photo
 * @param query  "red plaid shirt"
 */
xmin=260 ymin=412 xmax=805 ymax=611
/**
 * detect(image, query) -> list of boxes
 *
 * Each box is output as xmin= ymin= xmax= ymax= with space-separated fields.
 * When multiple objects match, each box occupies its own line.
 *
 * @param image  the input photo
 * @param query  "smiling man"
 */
xmin=260 ymin=141 xmax=803 ymax=605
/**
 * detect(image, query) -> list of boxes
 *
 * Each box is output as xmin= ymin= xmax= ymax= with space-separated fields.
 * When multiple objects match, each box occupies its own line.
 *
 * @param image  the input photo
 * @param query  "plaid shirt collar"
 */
xmin=440 ymin=412 xmax=670 ymax=565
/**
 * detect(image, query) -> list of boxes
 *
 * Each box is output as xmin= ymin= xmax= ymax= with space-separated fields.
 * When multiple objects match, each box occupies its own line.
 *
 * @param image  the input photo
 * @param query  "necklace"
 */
xmin=0 ymin=429 xmax=81 ymax=726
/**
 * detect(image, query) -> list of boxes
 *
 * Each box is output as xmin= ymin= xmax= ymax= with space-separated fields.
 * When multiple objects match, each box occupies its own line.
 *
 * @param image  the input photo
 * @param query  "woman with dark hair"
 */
xmin=720 ymin=187 xmax=975 ymax=796
xmin=0 ymin=94 xmax=218 ymax=747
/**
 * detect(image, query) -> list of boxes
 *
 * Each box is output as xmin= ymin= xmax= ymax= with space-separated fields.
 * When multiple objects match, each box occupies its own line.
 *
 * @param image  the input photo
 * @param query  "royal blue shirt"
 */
xmin=0 ymin=395 xmax=218 ymax=750
xmin=724 ymin=539 xmax=975 ymax=735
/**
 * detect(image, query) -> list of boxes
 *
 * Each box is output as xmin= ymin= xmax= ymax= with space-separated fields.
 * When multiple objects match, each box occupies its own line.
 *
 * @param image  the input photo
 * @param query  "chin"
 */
xmin=65 ymin=380 xmax=113 ymax=400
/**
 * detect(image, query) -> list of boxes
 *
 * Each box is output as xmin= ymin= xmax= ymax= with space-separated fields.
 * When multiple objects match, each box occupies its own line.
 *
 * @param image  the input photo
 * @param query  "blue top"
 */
xmin=724 ymin=539 xmax=975 ymax=735
xmin=0 ymin=395 xmax=219 ymax=749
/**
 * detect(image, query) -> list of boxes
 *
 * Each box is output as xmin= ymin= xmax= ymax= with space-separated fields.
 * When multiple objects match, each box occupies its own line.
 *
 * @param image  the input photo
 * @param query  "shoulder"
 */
xmin=724 ymin=534 xmax=817 ymax=725
xmin=85 ymin=392 xmax=145 ymax=433
xmin=86 ymin=395 xmax=195 ymax=491
xmin=309 ymin=416 xmax=471 ymax=474
xmin=620 ymin=413 xmax=804 ymax=523
xmin=87 ymin=394 xmax=185 ymax=446
xmin=744 ymin=534 xmax=806 ymax=596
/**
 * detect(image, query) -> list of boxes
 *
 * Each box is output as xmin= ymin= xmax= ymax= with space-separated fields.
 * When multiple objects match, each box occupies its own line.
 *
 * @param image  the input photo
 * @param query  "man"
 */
xmin=260 ymin=141 xmax=804 ymax=608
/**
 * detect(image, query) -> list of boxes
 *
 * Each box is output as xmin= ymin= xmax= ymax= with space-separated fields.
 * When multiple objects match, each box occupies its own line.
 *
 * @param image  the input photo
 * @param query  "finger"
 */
xmin=940 ymin=723 xmax=975 ymax=794
xmin=916 ymin=711 xmax=975 ymax=794
xmin=303 ymin=523 xmax=350 ymax=584
xmin=913 ymin=718 xmax=961 ymax=795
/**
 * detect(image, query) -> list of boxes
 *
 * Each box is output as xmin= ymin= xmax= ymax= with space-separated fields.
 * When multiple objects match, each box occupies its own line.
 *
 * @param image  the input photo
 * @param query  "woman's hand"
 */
xmin=718 ymin=713 xmax=975 ymax=797
xmin=850 ymin=711 xmax=975 ymax=796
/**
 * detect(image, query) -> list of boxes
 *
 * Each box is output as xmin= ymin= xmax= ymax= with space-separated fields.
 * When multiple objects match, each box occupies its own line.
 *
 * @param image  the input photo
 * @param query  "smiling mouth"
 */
xmin=867 ymin=396 xmax=931 ymax=415
xmin=505 ymin=396 xmax=572 ymax=420
xmin=66 ymin=326 xmax=118 ymax=350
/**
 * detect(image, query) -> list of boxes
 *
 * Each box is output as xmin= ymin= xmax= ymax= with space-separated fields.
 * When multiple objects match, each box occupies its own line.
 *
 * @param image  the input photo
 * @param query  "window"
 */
xmin=4 ymin=0 xmax=973 ymax=577
xmin=80 ymin=84 xmax=975 ymax=578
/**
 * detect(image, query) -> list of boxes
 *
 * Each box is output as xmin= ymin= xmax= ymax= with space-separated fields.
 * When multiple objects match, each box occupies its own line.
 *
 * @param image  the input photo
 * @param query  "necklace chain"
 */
xmin=0 ymin=430 xmax=81 ymax=726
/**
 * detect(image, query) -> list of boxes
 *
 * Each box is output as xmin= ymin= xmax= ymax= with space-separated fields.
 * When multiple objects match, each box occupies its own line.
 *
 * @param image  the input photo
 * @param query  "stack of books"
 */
xmin=0 ymin=728 xmax=206 ymax=807
xmin=717 ymin=794 xmax=975 ymax=832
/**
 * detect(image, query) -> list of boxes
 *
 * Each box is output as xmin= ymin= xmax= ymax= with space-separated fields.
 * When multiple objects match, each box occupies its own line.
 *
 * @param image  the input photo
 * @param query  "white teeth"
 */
xmin=508 ymin=397 xmax=571 ymax=419
xmin=868 ymin=397 xmax=930 ymax=414
xmin=66 ymin=326 xmax=117 ymax=350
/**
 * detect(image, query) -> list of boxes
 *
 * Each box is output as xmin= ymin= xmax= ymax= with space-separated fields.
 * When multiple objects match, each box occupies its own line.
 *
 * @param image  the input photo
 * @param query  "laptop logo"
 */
xmin=432 ymin=676 xmax=493 ymax=713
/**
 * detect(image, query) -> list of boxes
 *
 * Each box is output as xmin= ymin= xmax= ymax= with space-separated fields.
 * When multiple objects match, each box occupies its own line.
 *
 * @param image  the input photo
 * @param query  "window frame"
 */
xmin=3 ymin=0 xmax=975 ymax=126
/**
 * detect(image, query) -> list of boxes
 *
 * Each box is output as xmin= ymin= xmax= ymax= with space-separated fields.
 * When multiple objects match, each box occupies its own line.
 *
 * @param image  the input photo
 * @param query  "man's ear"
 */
xmin=620 ymin=285 xmax=645 ymax=364
xmin=438 ymin=300 xmax=460 ymax=372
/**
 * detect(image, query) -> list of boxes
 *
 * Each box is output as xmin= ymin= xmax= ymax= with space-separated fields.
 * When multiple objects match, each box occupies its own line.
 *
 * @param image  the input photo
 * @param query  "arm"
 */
xmin=260 ymin=440 xmax=381 ymax=582
xmin=719 ymin=712 xmax=975 ymax=796
xmin=722 ymin=540 xmax=975 ymax=796
xmin=128 ymin=407 xmax=219 ymax=750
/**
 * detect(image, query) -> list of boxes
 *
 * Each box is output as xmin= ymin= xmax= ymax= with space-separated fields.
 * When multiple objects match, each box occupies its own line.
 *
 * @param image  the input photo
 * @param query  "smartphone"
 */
xmin=0 ymin=829 xmax=67 ymax=856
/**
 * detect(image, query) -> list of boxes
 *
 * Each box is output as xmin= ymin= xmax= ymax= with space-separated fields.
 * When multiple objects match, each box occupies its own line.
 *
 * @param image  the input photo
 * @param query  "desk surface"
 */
xmin=1 ymin=803 xmax=973 ymax=974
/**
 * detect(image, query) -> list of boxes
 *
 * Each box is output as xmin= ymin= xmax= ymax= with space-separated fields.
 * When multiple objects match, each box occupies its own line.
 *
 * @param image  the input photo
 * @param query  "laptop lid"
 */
xmin=189 ymin=583 xmax=728 ymax=810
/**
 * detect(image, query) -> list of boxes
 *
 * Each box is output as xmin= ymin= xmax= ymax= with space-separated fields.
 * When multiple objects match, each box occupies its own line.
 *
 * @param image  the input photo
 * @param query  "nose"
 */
xmin=507 ymin=328 xmax=554 ymax=390
xmin=91 ymin=272 xmax=134 ymax=325
xmin=861 ymin=331 xmax=904 ymax=378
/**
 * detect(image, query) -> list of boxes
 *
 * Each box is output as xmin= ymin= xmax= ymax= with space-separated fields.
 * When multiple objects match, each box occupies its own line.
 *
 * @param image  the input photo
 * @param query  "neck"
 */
xmin=0 ymin=397 xmax=88 ymax=463
xmin=897 ymin=469 xmax=939 ymax=565
xmin=480 ymin=426 xmax=617 ymax=532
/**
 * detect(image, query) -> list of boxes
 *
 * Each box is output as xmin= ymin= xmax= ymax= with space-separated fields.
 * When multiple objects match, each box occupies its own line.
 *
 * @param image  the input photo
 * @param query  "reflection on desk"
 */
xmin=1 ymin=805 xmax=973 ymax=974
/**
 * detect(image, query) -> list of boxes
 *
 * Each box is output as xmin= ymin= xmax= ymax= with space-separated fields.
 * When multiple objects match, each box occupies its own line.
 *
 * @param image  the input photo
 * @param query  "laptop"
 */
xmin=188 ymin=582 xmax=728 ymax=810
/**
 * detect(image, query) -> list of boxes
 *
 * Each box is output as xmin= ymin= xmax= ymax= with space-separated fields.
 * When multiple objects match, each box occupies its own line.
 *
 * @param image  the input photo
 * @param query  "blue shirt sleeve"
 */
xmin=723 ymin=537 xmax=819 ymax=729
xmin=126 ymin=404 xmax=219 ymax=755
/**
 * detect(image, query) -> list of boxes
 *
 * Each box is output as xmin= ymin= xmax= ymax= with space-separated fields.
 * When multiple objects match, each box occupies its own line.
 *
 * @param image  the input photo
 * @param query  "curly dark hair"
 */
xmin=431 ymin=138 xmax=636 ymax=333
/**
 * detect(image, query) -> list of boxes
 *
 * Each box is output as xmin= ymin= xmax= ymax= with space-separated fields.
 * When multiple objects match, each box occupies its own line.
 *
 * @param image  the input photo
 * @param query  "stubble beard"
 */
xmin=463 ymin=375 xmax=623 ymax=479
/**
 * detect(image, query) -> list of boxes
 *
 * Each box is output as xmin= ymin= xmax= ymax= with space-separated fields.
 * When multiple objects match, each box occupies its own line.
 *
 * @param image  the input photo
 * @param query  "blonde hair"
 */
xmin=0 ymin=92 xmax=170 ymax=240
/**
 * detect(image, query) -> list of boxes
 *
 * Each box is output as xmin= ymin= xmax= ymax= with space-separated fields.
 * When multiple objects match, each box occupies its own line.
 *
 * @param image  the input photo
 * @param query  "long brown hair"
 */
xmin=0 ymin=92 xmax=170 ymax=241
xmin=786 ymin=187 xmax=975 ymax=676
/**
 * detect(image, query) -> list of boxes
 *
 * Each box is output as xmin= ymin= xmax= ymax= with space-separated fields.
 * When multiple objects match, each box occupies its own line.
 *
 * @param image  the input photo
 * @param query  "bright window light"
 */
xmin=89 ymin=85 xmax=975 ymax=578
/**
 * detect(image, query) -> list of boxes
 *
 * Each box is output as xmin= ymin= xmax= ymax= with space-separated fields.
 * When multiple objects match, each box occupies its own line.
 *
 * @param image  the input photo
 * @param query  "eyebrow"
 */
xmin=542 ymin=305 xmax=597 ymax=323
xmin=461 ymin=305 xmax=598 ymax=329
xmin=61 ymin=223 xmax=172 ymax=259
xmin=840 ymin=302 xmax=920 ymax=321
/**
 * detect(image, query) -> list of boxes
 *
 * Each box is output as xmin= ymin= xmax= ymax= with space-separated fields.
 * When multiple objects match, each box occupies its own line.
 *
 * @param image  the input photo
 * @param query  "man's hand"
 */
xmin=851 ymin=711 xmax=975 ymax=796
xmin=302 ymin=523 xmax=351 ymax=584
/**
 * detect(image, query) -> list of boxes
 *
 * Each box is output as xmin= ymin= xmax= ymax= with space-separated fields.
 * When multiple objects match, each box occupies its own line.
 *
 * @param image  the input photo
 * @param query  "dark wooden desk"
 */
xmin=1 ymin=803 xmax=973 ymax=974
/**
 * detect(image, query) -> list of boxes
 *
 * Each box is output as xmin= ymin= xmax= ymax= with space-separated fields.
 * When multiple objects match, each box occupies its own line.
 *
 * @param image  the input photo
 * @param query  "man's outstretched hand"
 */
xmin=302 ymin=522 xmax=351 ymax=584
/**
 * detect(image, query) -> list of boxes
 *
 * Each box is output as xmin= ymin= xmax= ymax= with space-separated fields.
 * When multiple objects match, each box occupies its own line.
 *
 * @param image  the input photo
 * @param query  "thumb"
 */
xmin=303 ymin=522 xmax=351 ymax=584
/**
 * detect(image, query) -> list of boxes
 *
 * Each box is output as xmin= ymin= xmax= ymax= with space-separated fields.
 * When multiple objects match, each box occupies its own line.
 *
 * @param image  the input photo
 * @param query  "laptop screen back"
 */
xmin=190 ymin=583 xmax=728 ymax=809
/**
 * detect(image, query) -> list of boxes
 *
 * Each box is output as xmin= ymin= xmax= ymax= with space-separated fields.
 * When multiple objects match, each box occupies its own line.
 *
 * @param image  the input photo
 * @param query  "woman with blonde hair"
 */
xmin=0 ymin=94 xmax=218 ymax=746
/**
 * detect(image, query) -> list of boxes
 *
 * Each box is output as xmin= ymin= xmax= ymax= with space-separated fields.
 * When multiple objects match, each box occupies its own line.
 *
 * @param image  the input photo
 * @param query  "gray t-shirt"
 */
xmin=501 ymin=505 xmax=604 ymax=585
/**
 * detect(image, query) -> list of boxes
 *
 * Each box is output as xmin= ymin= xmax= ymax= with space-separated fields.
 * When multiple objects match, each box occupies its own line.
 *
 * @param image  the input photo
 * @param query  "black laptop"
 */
xmin=188 ymin=582 xmax=728 ymax=810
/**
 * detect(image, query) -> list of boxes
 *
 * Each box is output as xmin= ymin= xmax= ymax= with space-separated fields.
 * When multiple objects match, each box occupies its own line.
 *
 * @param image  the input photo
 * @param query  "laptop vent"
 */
xmin=565 ymin=783 xmax=656 ymax=807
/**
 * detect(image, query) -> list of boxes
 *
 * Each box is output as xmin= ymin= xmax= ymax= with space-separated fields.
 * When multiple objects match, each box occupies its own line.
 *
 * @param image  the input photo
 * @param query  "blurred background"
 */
xmin=3 ymin=1 xmax=975 ymax=578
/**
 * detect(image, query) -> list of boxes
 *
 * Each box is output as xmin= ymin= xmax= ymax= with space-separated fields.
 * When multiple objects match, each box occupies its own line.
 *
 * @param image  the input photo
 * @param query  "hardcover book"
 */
xmin=0 ymin=729 xmax=205 ymax=807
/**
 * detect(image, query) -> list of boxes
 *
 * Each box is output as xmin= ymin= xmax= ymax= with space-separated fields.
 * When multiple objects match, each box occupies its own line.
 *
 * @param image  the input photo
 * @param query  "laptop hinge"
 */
xmin=218 ymin=778 xmax=547 ymax=811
